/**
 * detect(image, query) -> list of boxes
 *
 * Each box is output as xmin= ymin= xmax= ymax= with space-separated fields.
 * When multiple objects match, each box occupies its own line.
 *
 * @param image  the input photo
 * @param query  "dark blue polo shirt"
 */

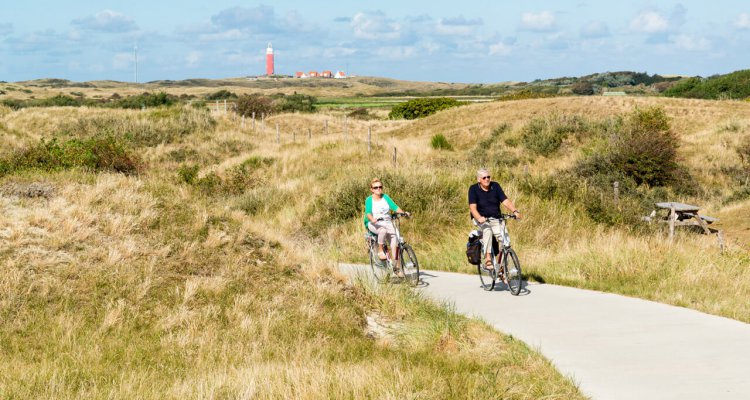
xmin=468 ymin=182 xmax=507 ymax=219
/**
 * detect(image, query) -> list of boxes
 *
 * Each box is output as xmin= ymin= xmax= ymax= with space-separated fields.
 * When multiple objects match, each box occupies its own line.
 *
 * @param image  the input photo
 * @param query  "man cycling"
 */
xmin=468 ymin=168 xmax=523 ymax=270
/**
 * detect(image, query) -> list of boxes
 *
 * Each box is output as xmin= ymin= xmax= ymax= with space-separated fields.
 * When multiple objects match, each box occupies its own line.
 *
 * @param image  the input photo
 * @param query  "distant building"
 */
xmin=321 ymin=70 xmax=332 ymax=78
xmin=295 ymin=71 xmax=307 ymax=78
xmin=308 ymin=71 xmax=319 ymax=78
xmin=334 ymin=71 xmax=346 ymax=79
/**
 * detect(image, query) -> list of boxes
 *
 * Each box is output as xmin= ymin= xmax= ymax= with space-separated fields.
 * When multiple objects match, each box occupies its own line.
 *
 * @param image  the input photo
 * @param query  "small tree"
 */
xmin=571 ymin=81 xmax=595 ymax=95
xmin=235 ymin=94 xmax=274 ymax=117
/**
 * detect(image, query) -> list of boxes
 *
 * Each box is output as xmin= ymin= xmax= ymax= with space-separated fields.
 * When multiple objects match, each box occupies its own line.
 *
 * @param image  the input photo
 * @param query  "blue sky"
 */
xmin=1 ymin=1 xmax=749 ymax=83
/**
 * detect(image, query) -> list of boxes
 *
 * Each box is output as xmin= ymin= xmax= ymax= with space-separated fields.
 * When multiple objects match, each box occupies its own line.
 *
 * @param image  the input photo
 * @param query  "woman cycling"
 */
xmin=364 ymin=178 xmax=409 ymax=262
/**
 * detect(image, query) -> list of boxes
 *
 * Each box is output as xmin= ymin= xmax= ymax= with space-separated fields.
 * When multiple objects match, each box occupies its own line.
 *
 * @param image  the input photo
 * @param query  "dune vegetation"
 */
xmin=1 ymin=89 xmax=749 ymax=397
xmin=0 ymin=102 xmax=587 ymax=398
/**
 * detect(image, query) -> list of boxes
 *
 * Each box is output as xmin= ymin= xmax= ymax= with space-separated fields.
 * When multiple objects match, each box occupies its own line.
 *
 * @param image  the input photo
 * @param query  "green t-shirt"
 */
xmin=363 ymin=194 xmax=398 ymax=228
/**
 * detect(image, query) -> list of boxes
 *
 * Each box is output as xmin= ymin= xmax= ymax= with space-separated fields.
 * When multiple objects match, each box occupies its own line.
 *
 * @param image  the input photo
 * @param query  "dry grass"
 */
xmin=0 ymin=105 xmax=585 ymax=398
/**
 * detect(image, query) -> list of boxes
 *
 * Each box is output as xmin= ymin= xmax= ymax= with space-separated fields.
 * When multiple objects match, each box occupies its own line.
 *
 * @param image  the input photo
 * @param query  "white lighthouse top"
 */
xmin=266 ymin=43 xmax=273 ymax=54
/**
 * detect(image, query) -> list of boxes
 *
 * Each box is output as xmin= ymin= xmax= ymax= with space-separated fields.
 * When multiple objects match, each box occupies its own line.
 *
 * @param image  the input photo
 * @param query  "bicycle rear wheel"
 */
xmin=504 ymin=248 xmax=522 ymax=295
xmin=478 ymin=257 xmax=496 ymax=291
xmin=399 ymin=244 xmax=420 ymax=286
xmin=369 ymin=240 xmax=390 ymax=283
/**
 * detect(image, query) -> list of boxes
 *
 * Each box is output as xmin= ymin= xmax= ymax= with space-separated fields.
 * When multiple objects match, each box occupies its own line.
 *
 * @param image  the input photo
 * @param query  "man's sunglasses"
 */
xmin=480 ymin=176 xmax=491 ymax=180
xmin=371 ymin=186 xmax=383 ymax=189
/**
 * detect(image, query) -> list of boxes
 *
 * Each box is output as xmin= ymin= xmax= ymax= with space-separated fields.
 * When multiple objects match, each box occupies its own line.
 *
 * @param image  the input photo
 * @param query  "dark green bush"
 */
xmin=1 ymin=136 xmax=141 ymax=176
xmin=109 ymin=92 xmax=175 ymax=109
xmin=521 ymin=114 xmax=589 ymax=156
xmin=178 ymin=164 xmax=200 ymax=184
xmin=346 ymin=108 xmax=375 ymax=120
xmin=205 ymin=90 xmax=237 ymax=100
xmin=431 ymin=134 xmax=453 ymax=150
xmin=571 ymin=82 xmax=595 ymax=95
xmin=663 ymin=70 xmax=750 ymax=99
xmin=235 ymin=94 xmax=274 ymax=117
xmin=388 ymin=97 xmax=464 ymax=120
xmin=276 ymin=94 xmax=317 ymax=113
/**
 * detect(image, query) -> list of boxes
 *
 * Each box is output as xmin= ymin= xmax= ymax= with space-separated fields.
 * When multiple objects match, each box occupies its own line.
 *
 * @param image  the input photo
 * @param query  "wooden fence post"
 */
xmin=252 ymin=112 xmax=256 ymax=130
xmin=393 ymin=147 xmax=397 ymax=167
xmin=669 ymin=205 xmax=676 ymax=241
xmin=241 ymin=115 xmax=245 ymax=129
xmin=223 ymin=99 xmax=227 ymax=113
xmin=276 ymin=123 xmax=280 ymax=144
xmin=368 ymin=126 xmax=372 ymax=154
xmin=613 ymin=181 xmax=619 ymax=207
xmin=324 ymin=120 xmax=328 ymax=135
xmin=344 ymin=116 xmax=348 ymax=140
xmin=261 ymin=113 xmax=265 ymax=132
xmin=308 ymin=128 xmax=312 ymax=142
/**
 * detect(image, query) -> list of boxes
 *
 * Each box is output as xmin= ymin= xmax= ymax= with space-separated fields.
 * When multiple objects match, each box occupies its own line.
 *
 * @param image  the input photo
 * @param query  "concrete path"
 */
xmin=338 ymin=264 xmax=750 ymax=400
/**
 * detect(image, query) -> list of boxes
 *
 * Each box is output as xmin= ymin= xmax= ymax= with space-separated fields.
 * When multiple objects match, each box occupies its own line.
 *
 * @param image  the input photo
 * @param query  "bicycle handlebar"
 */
xmin=487 ymin=213 xmax=518 ymax=221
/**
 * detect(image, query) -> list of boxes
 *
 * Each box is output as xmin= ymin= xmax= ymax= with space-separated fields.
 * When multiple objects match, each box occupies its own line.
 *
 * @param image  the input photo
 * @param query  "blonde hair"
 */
xmin=370 ymin=178 xmax=382 ymax=188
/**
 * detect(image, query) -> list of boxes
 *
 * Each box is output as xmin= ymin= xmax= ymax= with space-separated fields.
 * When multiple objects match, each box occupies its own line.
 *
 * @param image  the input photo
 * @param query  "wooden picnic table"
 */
xmin=650 ymin=202 xmax=718 ymax=239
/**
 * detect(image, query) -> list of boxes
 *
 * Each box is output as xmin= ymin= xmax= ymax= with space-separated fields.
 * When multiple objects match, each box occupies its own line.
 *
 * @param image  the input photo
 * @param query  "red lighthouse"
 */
xmin=266 ymin=43 xmax=274 ymax=76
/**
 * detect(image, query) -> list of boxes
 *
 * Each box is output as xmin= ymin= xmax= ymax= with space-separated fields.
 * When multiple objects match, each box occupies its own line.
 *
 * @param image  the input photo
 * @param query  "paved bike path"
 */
xmin=338 ymin=264 xmax=750 ymax=400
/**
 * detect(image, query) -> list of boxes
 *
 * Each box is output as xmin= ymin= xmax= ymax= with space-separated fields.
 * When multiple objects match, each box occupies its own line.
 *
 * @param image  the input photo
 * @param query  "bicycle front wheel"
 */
xmin=478 ymin=258 xmax=496 ymax=291
xmin=399 ymin=244 xmax=420 ymax=286
xmin=369 ymin=241 xmax=390 ymax=283
xmin=505 ymin=248 xmax=523 ymax=295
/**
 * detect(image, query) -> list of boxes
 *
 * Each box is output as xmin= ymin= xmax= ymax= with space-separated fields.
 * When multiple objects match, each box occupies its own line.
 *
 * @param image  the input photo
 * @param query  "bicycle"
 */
xmin=365 ymin=213 xmax=420 ymax=286
xmin=476 ymin=214 xmax=523 ymax=295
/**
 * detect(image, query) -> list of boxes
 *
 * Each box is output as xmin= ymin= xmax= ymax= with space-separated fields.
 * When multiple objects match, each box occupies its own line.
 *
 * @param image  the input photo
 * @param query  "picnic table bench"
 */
xmin=643 ymin=202 xmax=718 ymax=239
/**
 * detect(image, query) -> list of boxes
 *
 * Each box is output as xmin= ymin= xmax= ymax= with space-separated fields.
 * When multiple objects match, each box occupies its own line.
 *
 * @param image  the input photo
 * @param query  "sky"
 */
xmin=1 ymin=1 xmax=749 ymax=83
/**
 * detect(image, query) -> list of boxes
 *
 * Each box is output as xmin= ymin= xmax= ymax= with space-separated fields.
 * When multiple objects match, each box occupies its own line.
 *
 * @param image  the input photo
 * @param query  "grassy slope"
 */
xmin=287 ymin=96 xmax=750 ymax=322
xmin=0 ymin=106 xmax=584 ymax=398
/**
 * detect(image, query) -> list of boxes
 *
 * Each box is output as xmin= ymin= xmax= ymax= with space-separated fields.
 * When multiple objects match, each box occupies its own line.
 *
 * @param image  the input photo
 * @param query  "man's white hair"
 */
xmin=476 ymin=168 xmax=490 ymax=178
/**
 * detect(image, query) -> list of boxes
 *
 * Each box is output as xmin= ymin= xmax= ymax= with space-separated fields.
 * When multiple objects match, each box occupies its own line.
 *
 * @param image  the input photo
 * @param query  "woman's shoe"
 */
xmin=378 ymin=251 xmax=387 ymax=260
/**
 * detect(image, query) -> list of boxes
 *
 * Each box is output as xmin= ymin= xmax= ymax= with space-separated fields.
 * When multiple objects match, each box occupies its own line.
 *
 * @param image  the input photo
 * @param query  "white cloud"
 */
xmin=374 ymin=46 xmax=417 ymax=59
xmin=186 ymin=51 xmax=201 ymax=67
xmin=580 ymin=21 xmax=610 ymax=38
xmin=489 ymin=42 xmax=512 ymax=56
xmin=112 ymin=52 xmax=133 ymax=70
xmin=671 ymin=34 xmax=710 ymax=51
xmin=72 ymin=10 xmax=137 ymax=33
xmin=521 ymin=11 xmax=556 ymax=32
xmin=436 ymin=16 xmax=482 ymax=36
xmin=736 ymin=13 xmax=750 ymax=29
xmin=351 ymin=12 xmax=403 ymax=41
xmin=198 ymin=29 xmax=244 ymax=42
xmin=630 ymin=11 xmax=668 ymax=33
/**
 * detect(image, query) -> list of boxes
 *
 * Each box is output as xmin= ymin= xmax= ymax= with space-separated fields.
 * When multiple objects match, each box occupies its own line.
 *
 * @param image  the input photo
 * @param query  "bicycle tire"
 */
xmin=505 ymin=248 xmax=523 ymax=295
xmin=477 ymin=254 xmax=496 ymax=291
xmin=399 ymin=244 xmax=420 ymax=286
xmin=369 ymin=240 xmax=390 ymax=283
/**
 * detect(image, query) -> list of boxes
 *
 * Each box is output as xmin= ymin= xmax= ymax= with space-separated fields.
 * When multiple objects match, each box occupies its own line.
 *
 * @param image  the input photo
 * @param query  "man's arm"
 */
xmin=469 ymin=203 xmax=485 ymax=223
xmin=501 ymin=198 xmax=522 ymax=220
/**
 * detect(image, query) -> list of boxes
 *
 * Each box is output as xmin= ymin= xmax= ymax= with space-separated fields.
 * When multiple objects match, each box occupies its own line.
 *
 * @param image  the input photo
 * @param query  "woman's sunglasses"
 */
xmin=480 ymin=176 xmax=491 ymax=180
xmin=371 ymin=186 xmax=383 ymax=189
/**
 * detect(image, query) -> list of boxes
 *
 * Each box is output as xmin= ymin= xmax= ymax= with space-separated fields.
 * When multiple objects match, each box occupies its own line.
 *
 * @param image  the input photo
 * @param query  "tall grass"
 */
xmin=0 ymin=105 xmax=586 ymax=398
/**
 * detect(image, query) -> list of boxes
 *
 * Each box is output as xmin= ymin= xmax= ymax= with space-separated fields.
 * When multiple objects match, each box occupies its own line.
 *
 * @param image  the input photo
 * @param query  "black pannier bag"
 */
xmin=466 ymin=230 xmax=482 ymax=265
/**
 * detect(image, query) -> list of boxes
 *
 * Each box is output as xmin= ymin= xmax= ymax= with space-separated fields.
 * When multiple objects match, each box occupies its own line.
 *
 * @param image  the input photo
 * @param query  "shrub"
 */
xmin=571 ymin=82 xmax=595 ymax=95
xmin=388 ymin=97 xmax=464 ymax=120
xmin=1 ymin=135 xmax=141 ymax=176
xmin=521 ymin=114 xmax=589 ymax=156
xmin=431 ymin=134 xmax=454 ymax=150
xmin=275 ymin=94 xmax=317 ymax=113
xmin=178 ymin=164 xmax=200 ymax=184
xmin=663 ymin=70 xmax=750 ymax=99
xmin=205 ymin=90 xmax=237 ymax=100
xmin=109 ymin=92 xmax=175 ymax=109
xmin=235 ymin=94 xmax=274 ymax=117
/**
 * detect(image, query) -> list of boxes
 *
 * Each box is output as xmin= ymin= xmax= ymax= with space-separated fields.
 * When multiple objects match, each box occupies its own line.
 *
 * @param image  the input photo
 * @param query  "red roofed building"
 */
xmin=308 ymin=71 xmax=319 ymax=77
xmin=321 ymin=70 xmax=333 ymax=78
xmin=334 ymin=71 xmax=346 ymax=79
